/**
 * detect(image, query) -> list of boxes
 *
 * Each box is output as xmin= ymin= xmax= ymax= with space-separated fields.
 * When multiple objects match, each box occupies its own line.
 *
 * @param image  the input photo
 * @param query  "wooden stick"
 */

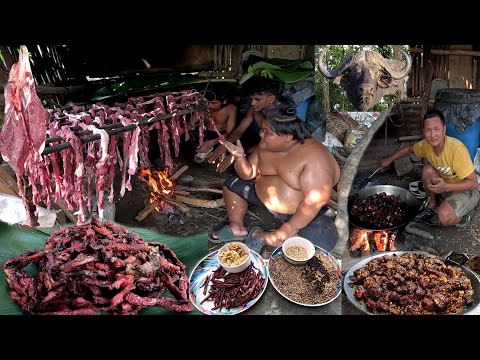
xmin=328 ymin=199 xmax=338 ymax=211
xmin=398 ymin=135 xmax=422 ymax=142
xmin=172 ymin=186 xmax=223 ymax=194
xmin=172 ymin=190 xmax=190 ymax=195
xmin=170 ymin=165 xmax=189 ymax=181
xmin=58 ymin=199 xmax=78 ymax=224
xmin=135 ymin=199 xmax=163 ymax=222
xmin=186 ymin=179 xmax=225 ymax=187
xmin=174 ymin=195 xmax=224 ymax=208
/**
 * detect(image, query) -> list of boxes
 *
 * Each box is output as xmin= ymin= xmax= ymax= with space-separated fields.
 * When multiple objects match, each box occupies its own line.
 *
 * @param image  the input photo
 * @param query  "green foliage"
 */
xmin=315 ymin=45 xmax=407 ymax=112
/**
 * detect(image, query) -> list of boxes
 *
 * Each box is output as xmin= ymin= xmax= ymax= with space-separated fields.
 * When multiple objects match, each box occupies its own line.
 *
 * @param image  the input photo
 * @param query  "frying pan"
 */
xmin=343 ymin=251 xmax=480 ymax=315
xmin=348 ymin=185 xmax=420 ymax=231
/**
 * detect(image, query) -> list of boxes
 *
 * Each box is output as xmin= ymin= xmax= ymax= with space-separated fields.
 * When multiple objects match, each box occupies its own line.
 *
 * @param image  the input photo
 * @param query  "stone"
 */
xmin=394 ymin=156 xmax=414 ymax=176
xmin=409 ymin=153 xmax=422 ymax=163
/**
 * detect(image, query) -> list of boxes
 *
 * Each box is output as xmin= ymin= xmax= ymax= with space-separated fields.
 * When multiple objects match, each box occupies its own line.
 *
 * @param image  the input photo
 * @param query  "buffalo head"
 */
xmin=318 ymin=48 xmax=412 ymax=111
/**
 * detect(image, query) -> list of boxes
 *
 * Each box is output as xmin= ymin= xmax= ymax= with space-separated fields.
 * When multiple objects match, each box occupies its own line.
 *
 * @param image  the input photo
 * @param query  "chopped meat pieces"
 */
xmin=351 ymin=253 xmax=475 ymax=315
xmin=351 ymin=192 xmax=409 ymax=229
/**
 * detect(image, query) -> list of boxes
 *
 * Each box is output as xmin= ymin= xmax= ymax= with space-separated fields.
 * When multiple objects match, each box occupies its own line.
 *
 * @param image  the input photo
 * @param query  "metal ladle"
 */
xmin=357 ymin=167 xmax=381 ymax=189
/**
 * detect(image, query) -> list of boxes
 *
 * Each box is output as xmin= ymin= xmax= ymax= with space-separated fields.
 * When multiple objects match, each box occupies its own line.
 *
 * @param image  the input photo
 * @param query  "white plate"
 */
xmin=188 ymin=249 xmax=268 ymax=315
xmin=268 ymin=245 xmax=342 ymax=307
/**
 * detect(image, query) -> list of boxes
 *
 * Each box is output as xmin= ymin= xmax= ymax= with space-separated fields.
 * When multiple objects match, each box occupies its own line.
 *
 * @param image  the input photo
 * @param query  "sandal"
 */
xmin=414 ymin=207 xmax=436 ymax=223
xmin=456 ymin=208 xmax=476 ymax=229
xmin=208 ymin=224 xmax=248 ymax=244
xmin=244 ymin=226 xmax=265 ymax=253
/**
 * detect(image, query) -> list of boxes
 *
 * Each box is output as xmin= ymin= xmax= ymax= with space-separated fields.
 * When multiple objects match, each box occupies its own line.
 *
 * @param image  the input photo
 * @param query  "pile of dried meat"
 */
xmin=2 ymin=217 xmax=193 ymax=315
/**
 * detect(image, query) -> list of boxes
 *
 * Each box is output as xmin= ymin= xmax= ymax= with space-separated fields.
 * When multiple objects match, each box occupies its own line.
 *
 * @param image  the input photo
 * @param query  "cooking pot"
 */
xmin=348 ymin=185 xmax=420 ymax=231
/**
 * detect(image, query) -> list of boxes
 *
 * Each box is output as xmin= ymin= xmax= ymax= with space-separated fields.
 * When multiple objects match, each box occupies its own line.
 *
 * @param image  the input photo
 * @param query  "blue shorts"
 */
xmin=224 ymin=174 xmax=338 ymax=251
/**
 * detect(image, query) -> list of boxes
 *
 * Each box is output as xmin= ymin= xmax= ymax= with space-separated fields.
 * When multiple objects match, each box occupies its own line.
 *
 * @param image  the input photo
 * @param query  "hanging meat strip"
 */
xmin=0 ymin=45 xmax=51 ymax=226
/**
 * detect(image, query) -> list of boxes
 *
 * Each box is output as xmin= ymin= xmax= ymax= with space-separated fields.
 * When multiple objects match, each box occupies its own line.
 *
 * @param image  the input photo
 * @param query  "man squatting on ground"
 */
xmin=211 ymin=107 xmax=340 ymax=252
xmin=381 ymin=108 xmax=479 ymax=228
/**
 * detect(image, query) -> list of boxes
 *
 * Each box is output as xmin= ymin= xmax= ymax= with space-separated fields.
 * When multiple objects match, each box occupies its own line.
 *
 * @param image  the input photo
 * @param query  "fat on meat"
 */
xmin=0 ymin=45 xmax=51 ymax=226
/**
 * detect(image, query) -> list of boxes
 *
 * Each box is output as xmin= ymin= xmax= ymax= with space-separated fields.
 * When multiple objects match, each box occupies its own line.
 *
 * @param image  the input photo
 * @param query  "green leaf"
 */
xmin=0 ymin=221 xmax=208 ymax=315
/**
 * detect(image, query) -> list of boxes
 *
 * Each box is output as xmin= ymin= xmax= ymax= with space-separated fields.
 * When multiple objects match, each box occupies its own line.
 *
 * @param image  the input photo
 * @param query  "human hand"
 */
xmin=215 ymin=154 xmax=235 ymax=173
xmin=261 ymin=229 xmax=291 ymax=248
xmin=207 ymin=145 xmax=226 ymax=164
xmin=197 ymin=140 xmax=214 ymax=153
xmin=427 ymin=177 xmax=446 ymax=194
xmin=380 ymin=157 xmax=393 ymax=168
xmin=219 ymin=139 xmax=245 ymax=158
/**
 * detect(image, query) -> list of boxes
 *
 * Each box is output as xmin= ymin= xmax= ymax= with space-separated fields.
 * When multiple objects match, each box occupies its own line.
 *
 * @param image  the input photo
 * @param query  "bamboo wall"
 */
xmin=407 ymin=45 xmax=480 ymax=98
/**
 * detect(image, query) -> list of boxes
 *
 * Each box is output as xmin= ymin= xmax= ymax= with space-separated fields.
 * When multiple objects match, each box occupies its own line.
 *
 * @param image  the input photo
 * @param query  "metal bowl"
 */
xmin=348 ymin=184 xmax=420 ymax=231
xmin=343 ymin=251 xmax=480 ymax=315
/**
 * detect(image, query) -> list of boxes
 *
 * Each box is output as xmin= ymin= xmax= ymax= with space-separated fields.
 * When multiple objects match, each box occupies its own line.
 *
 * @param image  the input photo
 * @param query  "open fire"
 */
xmin=139 ymin=168 xmax=174 ymax=212
xmin=349 ymin=227 xmax=397 ymax=253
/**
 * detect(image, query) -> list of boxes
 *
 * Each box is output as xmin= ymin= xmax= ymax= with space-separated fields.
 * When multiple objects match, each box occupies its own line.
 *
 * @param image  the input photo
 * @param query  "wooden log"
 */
xmin=58 ymin=199 xmax=78 ymax=224
xmin=135 ymin=199 xmax=163 ymax=222
xmin=398 ymin=135 xmax=423 ymax=142
xmin=182 ymin=178 xmax=225 ymax=187
xmin=174 ymin=195 xmax=224 ymax=208
xmin=172 ymin=186 xmax=223 ymax=194
xmin=170 ymin=165 xmax=189 ymax=181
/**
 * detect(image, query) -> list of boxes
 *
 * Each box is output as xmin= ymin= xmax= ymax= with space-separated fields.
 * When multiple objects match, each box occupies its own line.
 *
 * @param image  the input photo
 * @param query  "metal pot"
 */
xmin=348 ymin=185 xmax=420 ymax=231
xmin=343 ymin=251 xmax=480 ymax=315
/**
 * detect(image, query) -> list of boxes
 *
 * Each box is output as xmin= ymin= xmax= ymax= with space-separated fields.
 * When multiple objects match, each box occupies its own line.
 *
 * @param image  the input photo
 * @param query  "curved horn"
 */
xmin=318 ymin=48 xmax=358 ymax=79
xmin=383 ymin=49 xmax=412 ymax=79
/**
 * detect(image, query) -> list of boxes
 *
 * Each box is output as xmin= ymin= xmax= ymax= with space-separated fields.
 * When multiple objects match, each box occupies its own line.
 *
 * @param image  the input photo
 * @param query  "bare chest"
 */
xmin=258 ymin=152 xmax=303 ymax=187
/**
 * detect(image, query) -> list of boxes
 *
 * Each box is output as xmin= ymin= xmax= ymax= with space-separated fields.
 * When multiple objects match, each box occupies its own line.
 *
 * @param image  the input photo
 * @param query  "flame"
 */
xmin=139 ymin=168 xmax=174 ymax=211
xmin=350 ymin=228 xmax=396 ymax=252
xmin=359 ymin=231 xmax=370 ymax=251
xmin=374 ymin=231 xmax=388 ymax=251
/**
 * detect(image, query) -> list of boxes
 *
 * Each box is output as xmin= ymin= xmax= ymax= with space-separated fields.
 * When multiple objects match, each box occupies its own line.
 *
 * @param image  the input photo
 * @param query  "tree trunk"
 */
xmin=323 ymin=77 xmax=330 ymax=112
xmin=393 ymin=45 xmax=404 ymax=104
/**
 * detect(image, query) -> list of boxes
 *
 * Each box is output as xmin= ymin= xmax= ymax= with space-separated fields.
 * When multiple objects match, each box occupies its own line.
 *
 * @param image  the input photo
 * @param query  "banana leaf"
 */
xmin=91 ymin=74 xmax=203 ymax=101
xmin=0 ymin=221 xmax=208 ymax=315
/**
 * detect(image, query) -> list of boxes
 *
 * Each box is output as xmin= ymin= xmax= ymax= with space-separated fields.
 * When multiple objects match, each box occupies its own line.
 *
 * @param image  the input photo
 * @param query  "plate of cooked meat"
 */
xmin=188 ymin=249 xmax=268 ymax=315
xmin=344 ymin=251 xmax=480 ymax=315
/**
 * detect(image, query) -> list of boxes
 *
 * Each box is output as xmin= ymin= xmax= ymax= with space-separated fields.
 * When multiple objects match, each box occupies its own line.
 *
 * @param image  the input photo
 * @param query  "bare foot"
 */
xmin=211 ymin=223 xmax=248 ymax=240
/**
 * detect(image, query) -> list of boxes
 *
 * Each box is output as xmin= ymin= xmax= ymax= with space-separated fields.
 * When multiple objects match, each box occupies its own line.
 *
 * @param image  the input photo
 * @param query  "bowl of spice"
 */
xmin=282 ymin=237 xmax=315 ymax=265
xmin=217 ymin=242 xmax=251 ymax=273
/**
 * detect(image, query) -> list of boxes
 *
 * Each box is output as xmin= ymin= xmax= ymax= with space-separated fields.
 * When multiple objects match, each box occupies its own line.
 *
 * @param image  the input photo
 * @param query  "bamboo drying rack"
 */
xmin=42 ymin=101 xmax=209 ymax=156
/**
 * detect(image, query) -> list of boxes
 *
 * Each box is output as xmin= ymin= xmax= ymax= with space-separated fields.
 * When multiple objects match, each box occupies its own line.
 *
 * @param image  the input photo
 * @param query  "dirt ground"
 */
xmin=113 ymin=148 xmax=282 ymax=240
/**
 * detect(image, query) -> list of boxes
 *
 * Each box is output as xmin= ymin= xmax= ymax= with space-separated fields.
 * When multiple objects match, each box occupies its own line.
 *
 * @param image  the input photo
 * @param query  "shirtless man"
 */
xmin=209 ymin=108 xmax=340 ymax=251
xmin=195 ymin=93 xmax=237 ymax=157
xmin=207 ymin=76 xmax=282 ymax=172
